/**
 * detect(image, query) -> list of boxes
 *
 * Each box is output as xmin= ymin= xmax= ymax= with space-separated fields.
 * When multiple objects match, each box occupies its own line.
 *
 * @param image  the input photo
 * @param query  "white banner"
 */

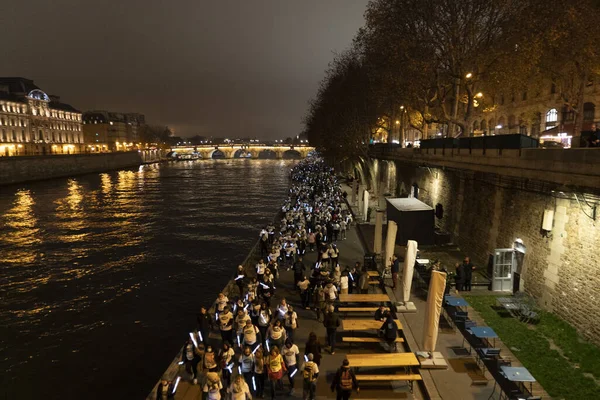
xmin=402 ymin=240 xmax=418 ymax=302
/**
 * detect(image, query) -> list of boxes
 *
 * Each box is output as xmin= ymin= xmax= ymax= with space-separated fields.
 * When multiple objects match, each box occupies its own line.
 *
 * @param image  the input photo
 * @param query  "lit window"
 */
xmin=546 ymin=109 xmax=558 ymax=123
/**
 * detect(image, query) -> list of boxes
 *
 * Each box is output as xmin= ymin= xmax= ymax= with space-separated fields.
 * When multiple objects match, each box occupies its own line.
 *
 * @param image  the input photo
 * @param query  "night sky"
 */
xmin=1 ymin=1 xmax=369 ymax=139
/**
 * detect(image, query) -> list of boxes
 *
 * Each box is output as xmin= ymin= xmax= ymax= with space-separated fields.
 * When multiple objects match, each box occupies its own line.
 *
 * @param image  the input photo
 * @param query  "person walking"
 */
xmin=203 ymin=371 xmax=223 ymax=400
xmin=196 ymin=305 xmax=213 ymax=346
xmin=292 ymin=257 xmax=306 ymax=288
xmin=181 ymin=338 xmax=201 ymax=384
xmin=266 ymin=346 xmax=287 ymax=400
xmin=391 ymin=254 xmax=400 ymax=290
xmin=228 ymin=374 xmax=252 ymax=400
xmin=301 ymin=354 xmax=319 ymax=400
xmin=243 ymin=319 xmax=261 ymax=351
xmin=156 ymin=377 xmax=174 ymax=400
xmin=304 ymin=332 xmax=322 ymax=366
xmin=283 ymin=306 xmax=298 ymax=342
xmin=267 ymin=319 xmax=286 ymax=351
xmin=281 ymin=339 xmax=300 ymax=396
xmin=297 ymin=276 xmax=311 ymax=309
xmin=307 ymin=231 xmax=316 ymax=252
xmin=257 ymin=303 xmax=272 ymax=345
xmin=323 ymin=305 xmax=341 ymax=355
xmin=235 ymin=265 xmax=247 ymax=296
xmin=254 ymin=348 xmax=266 ymax=399
xmin=239 ymin=346 xmax=256 ymax=391
xmin=330 ymin=359 xmax=359 ymax=400
xmin=340 ymin=271 xmax=349 ymax=295
xmin=339 ymin=219 xmax=347 ymax=240
xmin=455 ymin=262 xmax=465 ymax=292
xmin=219 ymin=341 xmax=235 ymax=388
xmin=218 ymin=305 xmax=234 ymax=345
xmin=463 ymin=257 xmax=475 ymax=291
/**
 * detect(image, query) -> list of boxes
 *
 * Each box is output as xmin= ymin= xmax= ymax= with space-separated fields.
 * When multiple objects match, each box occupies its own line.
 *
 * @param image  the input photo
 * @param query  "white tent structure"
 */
xmin=422 ymin=270 xmax=447 ymax=352
xmin=402 ymin=240 xmax=418 ymax=303
xmin=374 ymin=210 xmax=384 ymax=254
xmin=384 ymin=221 xmax=398 ymax=270
xmin=363 ymin=190 xmax=369 ymax=222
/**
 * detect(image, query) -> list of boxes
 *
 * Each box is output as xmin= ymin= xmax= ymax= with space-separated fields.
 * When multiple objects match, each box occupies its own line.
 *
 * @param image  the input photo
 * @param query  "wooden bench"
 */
xmin=338 ymin=307 xmax=388 ymax=316
xmin=355 ymin=373 xmax=422 ymax=392
xmin=343 ymin=336 xmax=404 ymax=351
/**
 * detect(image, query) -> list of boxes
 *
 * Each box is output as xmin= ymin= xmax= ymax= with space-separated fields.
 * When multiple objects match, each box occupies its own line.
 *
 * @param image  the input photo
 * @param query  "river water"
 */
xmin=0 ymin=159 xmax=295 ymax=399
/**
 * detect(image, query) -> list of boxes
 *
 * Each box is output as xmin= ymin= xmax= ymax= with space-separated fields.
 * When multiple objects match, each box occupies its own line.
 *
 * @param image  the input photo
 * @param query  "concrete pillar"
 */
xmin=351 ymin=180 xmax=358 ymax=205
xmin=374 ymin=209 xmax=384 ymax=254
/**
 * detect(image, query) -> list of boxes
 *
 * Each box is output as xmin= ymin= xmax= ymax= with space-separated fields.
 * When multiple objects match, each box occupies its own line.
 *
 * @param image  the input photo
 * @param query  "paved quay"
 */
xmin=344 ymin=186 xmax=551 ymax=400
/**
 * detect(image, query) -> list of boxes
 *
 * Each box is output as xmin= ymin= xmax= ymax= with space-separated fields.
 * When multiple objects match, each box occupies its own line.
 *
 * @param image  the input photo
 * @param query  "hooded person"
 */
xmin=203 ymin=371 xmax=223 ymax=400
xmin=228 ymin=374 xmax=252 ymax=400
xmin=330 ymin=359 xmax=359 ymax=400
xmin=379 ymin=313 xmax=399 ymax=352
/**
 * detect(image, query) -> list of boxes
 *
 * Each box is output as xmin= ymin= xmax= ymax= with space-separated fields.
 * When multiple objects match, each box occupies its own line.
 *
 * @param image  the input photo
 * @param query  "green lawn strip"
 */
xmin=463 ymin=295 xmax=600 ymax=400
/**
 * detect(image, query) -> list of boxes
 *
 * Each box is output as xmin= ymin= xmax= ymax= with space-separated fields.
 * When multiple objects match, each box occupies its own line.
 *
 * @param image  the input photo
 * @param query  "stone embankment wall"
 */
xmin=0 ymin=151 xmax=144 ymax=185
xmin=388 ymin=161 xmax=599 ymax=344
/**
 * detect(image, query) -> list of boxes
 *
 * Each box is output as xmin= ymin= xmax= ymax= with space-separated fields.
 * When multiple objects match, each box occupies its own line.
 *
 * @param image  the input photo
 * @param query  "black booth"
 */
xmin=386 ymin=198 xmax=435 ymax=245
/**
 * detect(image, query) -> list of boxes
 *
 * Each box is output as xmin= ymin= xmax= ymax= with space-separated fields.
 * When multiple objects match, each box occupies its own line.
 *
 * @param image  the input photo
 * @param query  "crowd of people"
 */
xmin=157 ymin=159 xmax=365 ymax=400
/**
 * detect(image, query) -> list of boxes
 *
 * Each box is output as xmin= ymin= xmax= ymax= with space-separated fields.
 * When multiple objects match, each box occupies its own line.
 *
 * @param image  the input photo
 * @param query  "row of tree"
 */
xmin=304 ymin=0 xmax=600 ymax=164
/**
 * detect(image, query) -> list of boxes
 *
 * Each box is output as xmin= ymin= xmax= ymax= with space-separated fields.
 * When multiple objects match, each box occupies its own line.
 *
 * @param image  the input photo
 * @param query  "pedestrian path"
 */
xmin=172 ymin=219 xmax=418 ymax=399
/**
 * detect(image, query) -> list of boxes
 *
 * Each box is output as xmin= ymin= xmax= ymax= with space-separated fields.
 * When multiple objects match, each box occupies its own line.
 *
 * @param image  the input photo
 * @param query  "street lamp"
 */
xmin=465 ymin=72 xmax=473 ymax=79
xmin=475 ymin=92 xmax=484 ymax=98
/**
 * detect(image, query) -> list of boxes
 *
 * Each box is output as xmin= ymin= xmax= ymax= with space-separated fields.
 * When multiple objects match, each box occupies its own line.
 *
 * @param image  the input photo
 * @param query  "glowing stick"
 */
xmin=290 ymin=368 xmax=297 ymax=378
xmin=198 ymin=331 xmax=203 ymax=342
xmin=304 ymin=355 xmax=308 ymax=362
xmin=226 ymin=362 xmax=234 ymax=372
xmin=252 ymin=343 xmax=262 ymax=354
xmin=260 ymin=283 xmax=270 ymax=290
xmin=178 ymin=361 xmax=184 ymax=365
xmin=266 ymin=340 xmax=270 ymax=352
xmin=238 ymin=366 xmax=242 ymax=375
xmin=244 ymin=304 xmax=250 ymax=311
xmin=215 ymin=313 xmax=219 ymax=321
xmin=233 ymin=304 xmax=237 ymax=313
xmin=252 ymin=376 xmax=257 ymax=391
xmin=189 ymin=332 xmax=198 ymax=348
xmin=348 ymin=273 xmax=354 ymax=282
xmin=237 ymin=335 xmax=241 ymax=347
xmin=235 ymin=275 xmax=244 ymax=281
xmin=172 ymin=376 xmax=181 ymax=394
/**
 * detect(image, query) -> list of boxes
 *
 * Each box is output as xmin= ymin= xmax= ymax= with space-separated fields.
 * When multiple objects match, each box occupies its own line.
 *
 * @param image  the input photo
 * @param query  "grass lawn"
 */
xmin=463 ymin=295 xmax=600 ymax=400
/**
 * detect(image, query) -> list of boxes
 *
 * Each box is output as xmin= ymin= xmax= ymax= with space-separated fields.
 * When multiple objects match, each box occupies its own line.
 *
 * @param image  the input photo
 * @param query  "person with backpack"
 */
xmin=330 ymin=359 xmax=359 ymax=400
xmin=379 ymin=313 xmax=399 ymax=352
xmin=301 ymin=353 xmax=319 ymax=400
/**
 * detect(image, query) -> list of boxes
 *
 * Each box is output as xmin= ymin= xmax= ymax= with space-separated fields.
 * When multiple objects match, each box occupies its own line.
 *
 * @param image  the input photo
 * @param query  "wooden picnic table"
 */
xmin=346 ymin=352 xmax=419 ymax=368
xmin=367 ymin=271 xmax=380 ymax=277
xmin=339 ymin=294 xmax=390 ymax=303
xmin=341 ymin=319 xmax=403 ymax=331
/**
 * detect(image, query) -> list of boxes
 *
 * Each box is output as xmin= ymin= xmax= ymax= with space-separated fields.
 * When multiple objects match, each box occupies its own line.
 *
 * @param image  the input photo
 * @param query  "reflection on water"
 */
xmin=0 ymin=159 xmax=294 ymax=400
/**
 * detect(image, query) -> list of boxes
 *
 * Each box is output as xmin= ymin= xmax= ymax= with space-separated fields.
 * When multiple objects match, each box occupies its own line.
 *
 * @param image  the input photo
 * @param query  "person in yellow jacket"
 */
xmin=265 ymin=346 xmax=286 ymax=400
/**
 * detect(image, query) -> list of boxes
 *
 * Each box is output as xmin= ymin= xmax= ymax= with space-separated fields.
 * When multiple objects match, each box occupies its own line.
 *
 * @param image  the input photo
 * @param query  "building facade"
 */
xmin=82 ymin=111 xmax=145 ymax=152
xmin=0 ymin=77 xmax=84 ymax=156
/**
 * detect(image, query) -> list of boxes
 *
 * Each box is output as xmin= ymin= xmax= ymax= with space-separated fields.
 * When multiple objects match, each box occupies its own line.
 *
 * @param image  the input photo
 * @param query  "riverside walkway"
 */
xmin=165 ymin=219 xmax=421 ymax=399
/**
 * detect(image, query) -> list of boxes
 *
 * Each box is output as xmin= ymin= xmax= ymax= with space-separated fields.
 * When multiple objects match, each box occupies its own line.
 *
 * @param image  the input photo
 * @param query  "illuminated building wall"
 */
xmin=83 ymin=111 xmax=145 ymax=152
xmin=0 ymin=77 xmax=83 ymax=156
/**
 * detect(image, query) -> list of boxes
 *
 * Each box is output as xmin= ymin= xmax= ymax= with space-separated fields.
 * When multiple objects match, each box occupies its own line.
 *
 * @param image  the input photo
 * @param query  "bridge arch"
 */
xmin=257 ymin=149 xmax=277 ymax=159
xmin=282 ymin=149 xmax=302 ymax=159
xmin=211 ymin=149 xmax=226 ymax=159
xmin=234 ymin=149 xmax=252 ymax=158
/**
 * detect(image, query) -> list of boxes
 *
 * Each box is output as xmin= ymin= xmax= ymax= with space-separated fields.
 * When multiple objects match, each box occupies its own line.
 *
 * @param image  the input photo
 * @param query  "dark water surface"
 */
xmin=0 ymin=159 xmax=295 ymax=399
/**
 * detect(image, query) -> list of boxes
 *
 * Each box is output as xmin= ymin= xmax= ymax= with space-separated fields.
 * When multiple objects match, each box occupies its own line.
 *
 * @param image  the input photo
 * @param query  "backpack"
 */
xmin=303 ymin=362 xmax=315 ymax=382
xmin=340 ymin=369 xmax=353 ymax=390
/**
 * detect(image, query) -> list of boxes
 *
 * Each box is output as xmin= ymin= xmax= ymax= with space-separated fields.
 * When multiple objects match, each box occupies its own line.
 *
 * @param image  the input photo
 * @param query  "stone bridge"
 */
xmin=171 ymin=144 xmax=314 ymax=159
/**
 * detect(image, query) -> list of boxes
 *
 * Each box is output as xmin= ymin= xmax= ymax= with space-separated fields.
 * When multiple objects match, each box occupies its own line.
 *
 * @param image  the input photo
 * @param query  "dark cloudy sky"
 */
xmin=1 ymin=0 xmax=369 ymax=139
